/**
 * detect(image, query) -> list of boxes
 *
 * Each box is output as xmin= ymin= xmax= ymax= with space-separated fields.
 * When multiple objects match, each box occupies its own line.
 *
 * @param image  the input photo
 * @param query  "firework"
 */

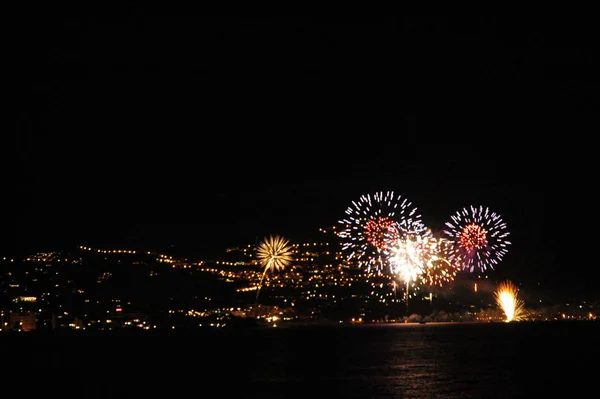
xmin=338 ymin=191 xmax=426 ymax=273
xmin=386 ymin=230 xmax=458 ymax=295
xmin=494 ymin=280 xmax=525 ymax=322
xmin=387 ymin=233 xmax=428 ymax=282
xmin=419 ymin=237 xmax=459 ymax=287
xmin=443 ymin=205 xmax=511 ymax=273
xmin=255 ymin=235 xmax=293 ymax=301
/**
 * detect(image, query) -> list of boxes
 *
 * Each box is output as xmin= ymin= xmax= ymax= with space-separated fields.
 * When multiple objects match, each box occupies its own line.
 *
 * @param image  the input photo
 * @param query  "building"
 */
xmin=8 ymin=311 xmax=37 ymax=331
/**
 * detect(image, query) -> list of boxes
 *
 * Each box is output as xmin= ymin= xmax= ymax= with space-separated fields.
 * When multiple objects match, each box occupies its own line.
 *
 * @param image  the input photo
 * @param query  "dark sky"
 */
xmin=13 ymin=15 xmax=595 ymax=297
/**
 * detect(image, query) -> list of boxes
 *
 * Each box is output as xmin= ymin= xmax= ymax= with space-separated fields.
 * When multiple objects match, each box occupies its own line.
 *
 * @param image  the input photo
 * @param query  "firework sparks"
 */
xmin=338 ymin=191 xmax=426 ymax=273
xmin=443 ymin=205 xmax=511 ymax=273
xmin=419 ymin=237 xmax=459 ymax=287
xmin=386 ymin=231 xmax=457 ymax=292
xmin=255 ymin=235 xmax=293 ymax=301
xmin=388 ymin=233 xmax=428 ymax=285
xmin=494 ymin=280 xmax=525 ymax=322
xmin=385 ymin=230 xmax=435 ymax=299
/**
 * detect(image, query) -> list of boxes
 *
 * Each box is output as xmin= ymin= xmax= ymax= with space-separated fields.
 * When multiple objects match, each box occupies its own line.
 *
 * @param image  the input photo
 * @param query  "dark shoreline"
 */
xmin=2 ymin=319 xmax=598 ymax=337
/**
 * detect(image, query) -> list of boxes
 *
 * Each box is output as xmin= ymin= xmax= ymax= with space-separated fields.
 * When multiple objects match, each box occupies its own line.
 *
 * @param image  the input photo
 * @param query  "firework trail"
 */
xmin=338 ymin=191 xmax=426 ymax=274
xmin=494 ymin=280 xmax=525 ymax=322
xmin=255 ymin=235 xmax=293 ymax=302
xmin=418 ymin=236 xmax=459 ymax=287
xmin=443 ymin=205 xmax=511 ymax=273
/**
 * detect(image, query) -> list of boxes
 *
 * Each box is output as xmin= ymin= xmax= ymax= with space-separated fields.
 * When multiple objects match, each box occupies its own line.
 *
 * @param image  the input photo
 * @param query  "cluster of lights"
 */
xmin=80 ymin=246 xmax=137 ymax=254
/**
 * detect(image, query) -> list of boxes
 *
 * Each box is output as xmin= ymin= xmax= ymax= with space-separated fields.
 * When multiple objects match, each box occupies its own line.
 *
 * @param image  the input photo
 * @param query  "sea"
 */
xmin=2 ymin=321 xmax=598 ymax=398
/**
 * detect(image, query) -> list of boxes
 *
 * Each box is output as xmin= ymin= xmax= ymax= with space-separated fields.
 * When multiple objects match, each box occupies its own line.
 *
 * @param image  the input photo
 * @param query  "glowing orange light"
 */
xmin=459 ymin=223 xmax=488 ymax=252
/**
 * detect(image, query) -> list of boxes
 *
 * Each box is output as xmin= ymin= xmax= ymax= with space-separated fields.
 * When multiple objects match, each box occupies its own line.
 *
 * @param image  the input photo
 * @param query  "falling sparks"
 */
xmin=419 ymin=238 xmax=459 ymax=288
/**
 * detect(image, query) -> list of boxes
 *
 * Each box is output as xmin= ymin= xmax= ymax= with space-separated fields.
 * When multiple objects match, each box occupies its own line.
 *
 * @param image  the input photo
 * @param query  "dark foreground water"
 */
xmin=2 ymin=321 xmax=598 ymax=398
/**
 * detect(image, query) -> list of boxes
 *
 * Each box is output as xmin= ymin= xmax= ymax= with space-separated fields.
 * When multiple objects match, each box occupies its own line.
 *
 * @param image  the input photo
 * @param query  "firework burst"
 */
xmin=386 ymin=235 xmax=426 ymax=297
xmin=386 ymin=230 xmax=458 ymax=295
xmin=443 ymin=205 xmax=511 ymax=273
xmin=494 ymin=280 xmax=525 ymax=322
xmin=255 ymin=235 xmax=294 ymax=301
xmin=418 ymin=237 xmax=459 ymax=287
xmin=338 ymin=191 xmax=426 ymax=273
xmin=385 ymin=230 xmax=439 ymax=298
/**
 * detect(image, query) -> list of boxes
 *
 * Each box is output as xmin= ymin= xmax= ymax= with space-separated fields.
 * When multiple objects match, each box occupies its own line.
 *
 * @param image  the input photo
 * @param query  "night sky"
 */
xmin=14 ymin=15 xmax=595 ymax=297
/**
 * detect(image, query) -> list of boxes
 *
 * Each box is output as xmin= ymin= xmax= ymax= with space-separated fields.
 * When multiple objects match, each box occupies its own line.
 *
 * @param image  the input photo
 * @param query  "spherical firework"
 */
xmin=256 ymin=234 xmax=293 ymax=272
xmin=443 ymin=205 xmax=511 ymax=273
xmin=255 ymin=234 xmax=294 ymax=301
xmin=338 ymin=191 xmax=426 ymax=273
xmin=494 ymin=280 xmax=525 ymax=322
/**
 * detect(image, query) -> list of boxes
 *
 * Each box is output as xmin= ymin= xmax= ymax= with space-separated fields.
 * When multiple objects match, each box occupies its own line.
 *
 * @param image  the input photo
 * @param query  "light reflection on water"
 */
xmin=3 ymin=321 xmax=597 ymax=398
xmin=231 ymin=322 xmax=596 ymax=398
